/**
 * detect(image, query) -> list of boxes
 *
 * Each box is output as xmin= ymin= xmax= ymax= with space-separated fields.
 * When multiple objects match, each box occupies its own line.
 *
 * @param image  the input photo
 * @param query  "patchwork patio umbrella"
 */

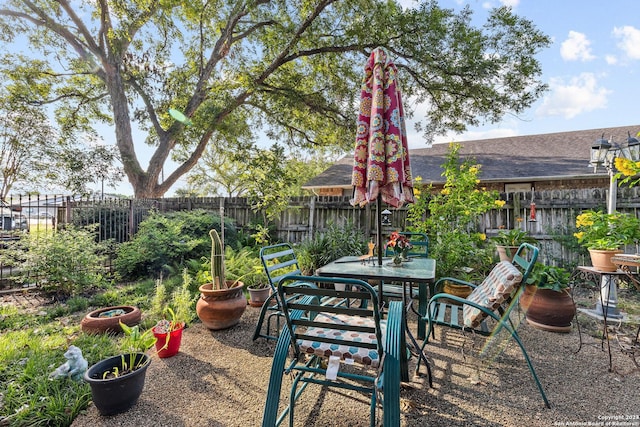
xmin=351 ymin=47 xmax=414 ymax=266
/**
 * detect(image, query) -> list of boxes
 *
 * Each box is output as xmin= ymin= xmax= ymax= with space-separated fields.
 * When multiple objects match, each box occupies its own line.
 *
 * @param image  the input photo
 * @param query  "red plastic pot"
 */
xmin=152 ymin=323 xmax=184 ymax=358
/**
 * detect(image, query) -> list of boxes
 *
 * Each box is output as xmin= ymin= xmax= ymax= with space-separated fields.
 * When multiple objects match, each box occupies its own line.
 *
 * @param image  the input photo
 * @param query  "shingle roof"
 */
xmin=303 ymin=124 xmax=640 ymax=189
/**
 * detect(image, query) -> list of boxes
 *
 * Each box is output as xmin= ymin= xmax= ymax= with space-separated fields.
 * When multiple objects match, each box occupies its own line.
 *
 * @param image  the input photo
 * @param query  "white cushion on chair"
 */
xmin=297 ymin=313 xmax=386 ymax=368
xmin=462 ymin=261 xmax=523 ymax=328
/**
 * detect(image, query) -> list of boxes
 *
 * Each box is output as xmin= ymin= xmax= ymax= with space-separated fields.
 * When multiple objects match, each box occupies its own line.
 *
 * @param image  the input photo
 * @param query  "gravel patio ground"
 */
xmin=70 ymin=296 xmax=640 ymax=427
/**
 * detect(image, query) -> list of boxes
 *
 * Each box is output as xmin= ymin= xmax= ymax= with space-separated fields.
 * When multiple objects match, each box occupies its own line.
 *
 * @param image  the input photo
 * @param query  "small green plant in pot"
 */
xmin=492 ymin=228 xmax=537 ymax=262
xmin=195 ymin=229 xmax=247 ymax=330
xmin=150 ymin=270 xmax=194 ymax=358
xmin=520 ymin=263 xmax=576 ymax=333
xmin=83 ymin=322 xmax=156 ymax=415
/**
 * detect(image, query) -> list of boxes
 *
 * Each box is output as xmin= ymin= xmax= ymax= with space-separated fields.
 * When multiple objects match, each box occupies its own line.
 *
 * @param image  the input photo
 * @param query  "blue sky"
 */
xmin=402 ymin=0 xmax=640 ymax=148
xmin=7 ymin=0 xmax=640 ymax=195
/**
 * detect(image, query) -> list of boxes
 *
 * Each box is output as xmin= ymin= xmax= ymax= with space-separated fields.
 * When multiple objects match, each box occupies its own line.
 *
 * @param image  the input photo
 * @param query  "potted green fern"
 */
xmin=195 ymin=229 xmax=247 ymax=330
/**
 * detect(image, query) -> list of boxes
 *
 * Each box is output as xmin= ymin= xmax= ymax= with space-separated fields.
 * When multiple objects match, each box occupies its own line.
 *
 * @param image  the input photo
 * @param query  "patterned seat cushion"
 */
xmin=462 ymin=261 xmax=523 ymax=328
xmin=297 ymin=313 xmax=385 ymax=368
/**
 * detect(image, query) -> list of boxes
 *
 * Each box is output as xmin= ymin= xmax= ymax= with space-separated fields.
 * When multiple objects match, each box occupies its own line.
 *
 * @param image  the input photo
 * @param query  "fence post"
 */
xmin=308 ymin=196 xmax=316 ymax=240
xmin=219 ymin=197 xmax=225 ymax=247
xmin=128 ymin=199 xmax=134 ymax=241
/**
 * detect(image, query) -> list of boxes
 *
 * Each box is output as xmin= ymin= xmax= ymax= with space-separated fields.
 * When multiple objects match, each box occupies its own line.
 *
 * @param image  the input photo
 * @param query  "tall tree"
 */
xmin=0 ymin=0 xmax=550 ymax=198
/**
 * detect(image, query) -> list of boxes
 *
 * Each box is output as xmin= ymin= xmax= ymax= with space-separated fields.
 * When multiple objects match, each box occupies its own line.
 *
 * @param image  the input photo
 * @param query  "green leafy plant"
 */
xmin=492 ymin=228 xmax=537 ymax=246
xmin=407 ymin=143 xmax=504 ymax=280
xmin=525 ymin=263 xmax=570 ymax=292
xmin=106 ymin=322 xmax=156 ymax=379
xmin=150 ymin=270 xmax=195 ymax=333
xmin=115 ymin=210 xmax=238 ymax=281
xmin=296 ymin=220 xmax=368 ymax=274
xmin=574 ymin=209 xmax=640 ymax=250
xmin=3 ymin=224 xmax=108 ymax=297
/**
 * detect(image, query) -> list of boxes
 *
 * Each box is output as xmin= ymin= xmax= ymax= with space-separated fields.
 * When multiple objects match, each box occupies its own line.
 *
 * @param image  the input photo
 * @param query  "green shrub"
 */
xmin=297 ymin=220 xmax=368 ymax=274
xmin=114 ymin=210 xmax=239 ymax=280
xmin=4 ymin=225 xmax=109 ymax=298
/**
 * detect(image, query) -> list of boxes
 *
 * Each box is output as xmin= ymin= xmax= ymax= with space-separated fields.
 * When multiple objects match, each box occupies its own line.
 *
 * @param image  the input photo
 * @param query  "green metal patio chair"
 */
xmin=261 ymin=275 xmax=406 ymax=427
xmin=253 ymin=243 xmax=302 ymax=341
xmin=418 ymin=243 xmax=551 ymax=409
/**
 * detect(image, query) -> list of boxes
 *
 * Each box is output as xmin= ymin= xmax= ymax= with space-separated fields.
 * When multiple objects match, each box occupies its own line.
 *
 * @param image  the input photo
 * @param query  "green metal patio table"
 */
xmin=316 ymin=256 xmax=436 ymax=380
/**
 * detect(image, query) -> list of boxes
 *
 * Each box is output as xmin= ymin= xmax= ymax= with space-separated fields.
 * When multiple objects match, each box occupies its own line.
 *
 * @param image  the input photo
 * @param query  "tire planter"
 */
xmin=152 ymin=323 xmax=185 ymax=358
xmin=84 ymin=353 xmax=150 ymax=416
xmin=196 ymin=281 xmax=246 ymax=330
xmin=81 ymin=306 xmax=141 ymax=334
xmin=519 ymin=284 xmax=576 ymax=333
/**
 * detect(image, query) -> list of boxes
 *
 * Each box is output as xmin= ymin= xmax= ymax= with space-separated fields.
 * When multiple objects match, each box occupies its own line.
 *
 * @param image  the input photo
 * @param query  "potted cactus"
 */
xmin=195 ymin=229 xmax=247 ymax=330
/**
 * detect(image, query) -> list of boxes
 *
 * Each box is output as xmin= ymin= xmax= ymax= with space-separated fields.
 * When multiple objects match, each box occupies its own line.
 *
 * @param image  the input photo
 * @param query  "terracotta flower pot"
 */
xmin=496 ymin=245 xmax=519 ymax=262
xmin=442 ymin=281 xmax=473 ymax=305
xmin=519 ymin=284 xmax=576 ymax=333
xmin=588 ymin=249 xmax=623 ymax=272
xmin=196 ymin=281 xmax=246 ymax=330
xmin=248 ymin=285 xmax=271 ymax=307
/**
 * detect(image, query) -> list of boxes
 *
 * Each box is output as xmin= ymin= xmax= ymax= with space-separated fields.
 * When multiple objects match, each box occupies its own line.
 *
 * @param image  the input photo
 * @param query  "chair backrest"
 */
xmin=277 ymin=275 xmax=384 ymax=366
xmin=511 ymin=242 xmax=539 ymax=284
xmin=259 ymin=243 xmax=302 ymax=292
xmin=462 ymin=243 xmax=538 ymax=329
xmin=384 ymin=232 xmax=429 ymax=257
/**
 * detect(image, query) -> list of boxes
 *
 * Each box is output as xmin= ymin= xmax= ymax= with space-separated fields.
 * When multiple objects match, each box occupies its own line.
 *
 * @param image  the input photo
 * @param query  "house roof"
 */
xmin=303 ymin=124 xmax=640 ymax=189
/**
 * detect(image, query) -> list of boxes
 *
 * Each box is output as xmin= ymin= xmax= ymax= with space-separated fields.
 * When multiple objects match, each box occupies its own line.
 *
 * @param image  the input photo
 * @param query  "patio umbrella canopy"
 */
xmin=351 ymin=47 xmax=414 ymax=265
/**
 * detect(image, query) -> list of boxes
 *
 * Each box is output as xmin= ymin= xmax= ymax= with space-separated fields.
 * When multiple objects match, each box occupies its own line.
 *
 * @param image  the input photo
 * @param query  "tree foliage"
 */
xmin=407 ymin=143 xmax=503 ymax=280
xmin=0 ymin=82 xmax=58 ymax=198
xmin=0 ymin=0 xmax=550 ymax=198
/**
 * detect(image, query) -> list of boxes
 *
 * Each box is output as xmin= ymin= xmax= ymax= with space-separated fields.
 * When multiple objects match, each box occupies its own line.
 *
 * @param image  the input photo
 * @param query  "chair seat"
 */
xmin=298 ymin=313 xmax=387 ymax=368
xmin=382 ymin=283 xmax=419 ymax=299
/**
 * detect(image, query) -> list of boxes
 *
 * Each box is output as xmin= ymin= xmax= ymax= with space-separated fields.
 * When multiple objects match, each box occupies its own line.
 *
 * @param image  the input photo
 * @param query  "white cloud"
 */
xmin=560 ymin=31 xmax=595 ymax=62
xmin=536 ymin=73 xmax=611 ymax=119
xmin=499 ymin=0 xmax=520 ymax=7
xmin=605 ymin=55 xmax=618 ymax=65
xmin=613 ymin=25 xmax=640 ymax=60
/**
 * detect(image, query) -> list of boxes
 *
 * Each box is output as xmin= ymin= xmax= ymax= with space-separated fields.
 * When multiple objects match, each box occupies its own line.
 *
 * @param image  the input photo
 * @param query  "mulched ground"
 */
xmin=69 ymin=293 xmax=640 ymax=427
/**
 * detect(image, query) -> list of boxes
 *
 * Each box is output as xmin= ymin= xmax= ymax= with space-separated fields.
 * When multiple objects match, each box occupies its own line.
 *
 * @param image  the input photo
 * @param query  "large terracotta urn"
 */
xmin=588 ymin=249 xmax=623 ymax=272
xmin=519 ymin=284 xmax=576 ymax=333
xmin=196 ymin=281 xmax=246 ymax=330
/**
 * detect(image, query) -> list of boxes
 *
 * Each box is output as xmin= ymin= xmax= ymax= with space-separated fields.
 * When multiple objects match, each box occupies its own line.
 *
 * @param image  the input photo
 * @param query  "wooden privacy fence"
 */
xmin=3 ymin=185 xmax=640 ymax=288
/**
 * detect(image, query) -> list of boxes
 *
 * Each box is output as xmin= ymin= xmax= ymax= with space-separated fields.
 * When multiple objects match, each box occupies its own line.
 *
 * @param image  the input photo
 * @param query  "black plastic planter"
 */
xmin=83 ymin=353 xmax=150 ymax=416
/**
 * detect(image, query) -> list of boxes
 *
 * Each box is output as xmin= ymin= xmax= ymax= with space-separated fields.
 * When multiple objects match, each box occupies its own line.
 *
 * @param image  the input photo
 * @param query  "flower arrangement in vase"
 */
xmin=385 ymin=231 xmax=413 ymax=265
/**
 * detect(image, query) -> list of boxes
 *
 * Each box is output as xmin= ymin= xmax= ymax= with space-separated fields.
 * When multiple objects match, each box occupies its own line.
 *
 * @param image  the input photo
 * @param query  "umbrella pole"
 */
xmin=377 ymin=193 xmax=383 ymax=266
